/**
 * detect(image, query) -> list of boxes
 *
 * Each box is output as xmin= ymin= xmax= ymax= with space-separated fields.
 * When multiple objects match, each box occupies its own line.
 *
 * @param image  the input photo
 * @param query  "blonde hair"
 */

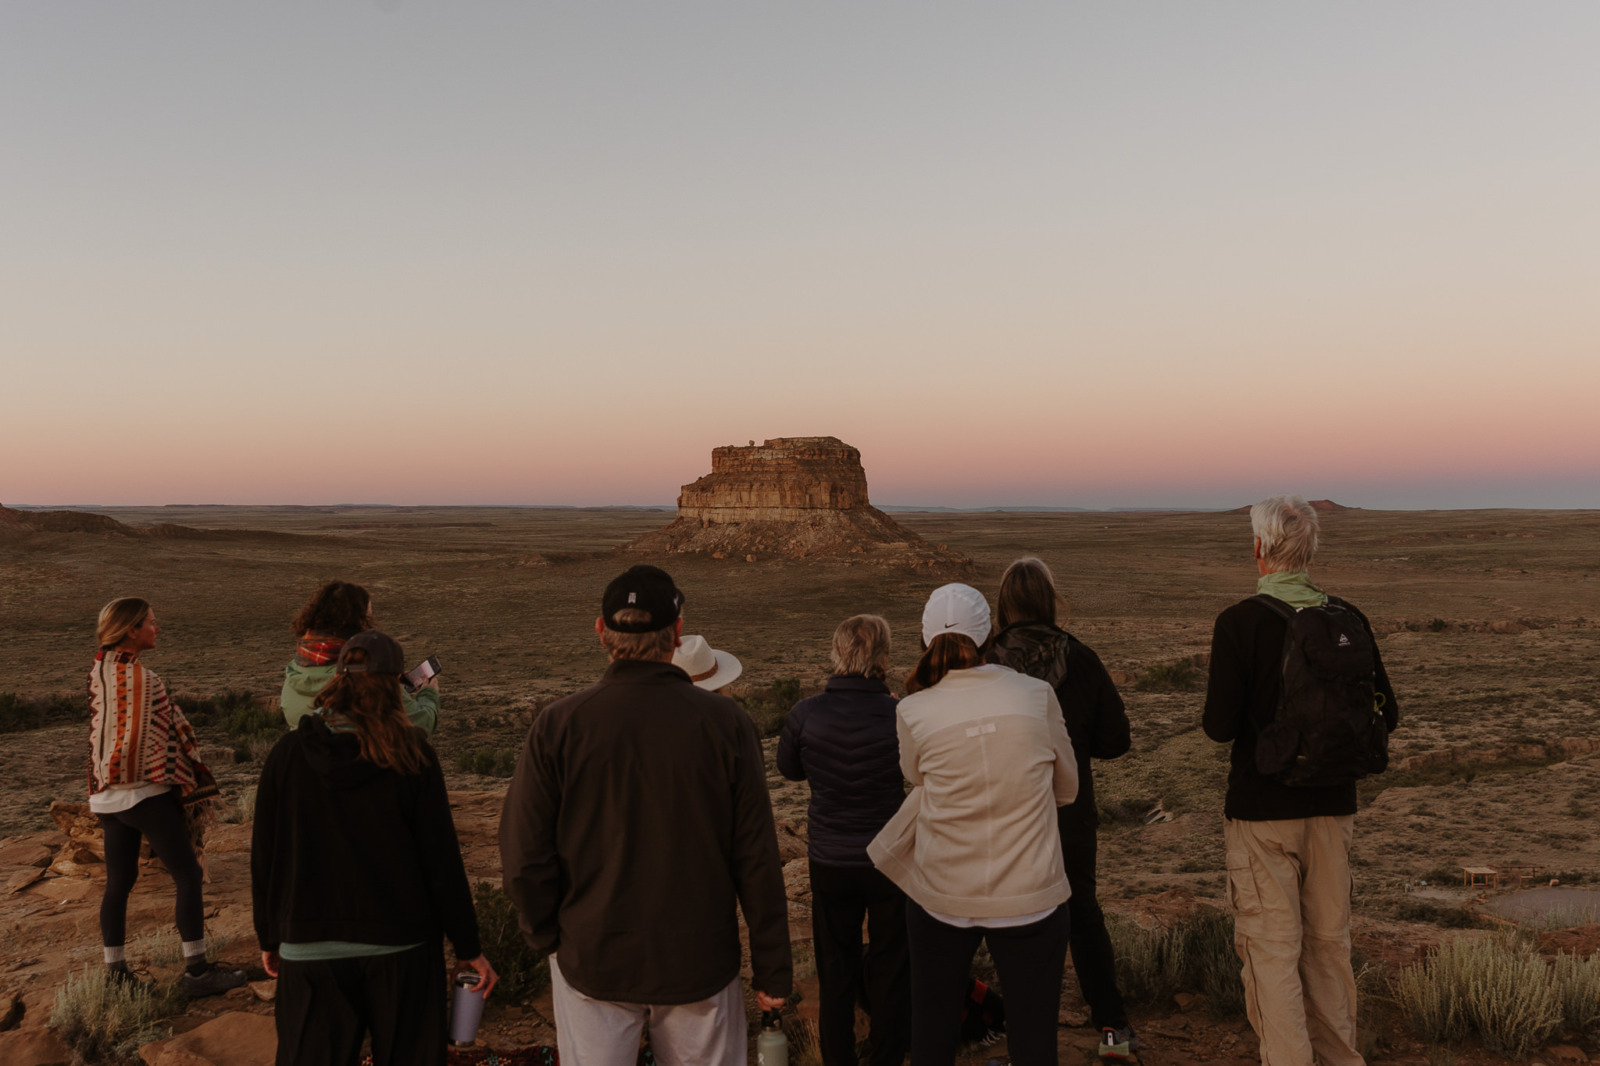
xmin=96 ymin=597 xmax=151 ymax=649
xmin=830 ymin=615 xmax=891 ymax=679
xmin=1250 ymin=495 xmax=1320 ymax=572
xmin=601 ymin=608 xmax=678 ymax=661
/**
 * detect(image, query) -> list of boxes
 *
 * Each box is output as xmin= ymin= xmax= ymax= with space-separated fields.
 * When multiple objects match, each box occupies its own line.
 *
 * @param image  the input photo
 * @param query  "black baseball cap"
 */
xmin=601 ymin=565 xmax=684 ymax=633
xmin=334 ymin=630 xmax=405 ymax=675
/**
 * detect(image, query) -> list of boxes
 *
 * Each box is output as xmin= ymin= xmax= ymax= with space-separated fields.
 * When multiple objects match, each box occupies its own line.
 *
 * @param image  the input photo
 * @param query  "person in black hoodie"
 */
xmin=777 ymin=614 xmax=910 ymax=1066
xmin=252 ymin=631 xmax=496 ymax=1066
xmin=986 ymin=557 xmax=1136 ymax=1061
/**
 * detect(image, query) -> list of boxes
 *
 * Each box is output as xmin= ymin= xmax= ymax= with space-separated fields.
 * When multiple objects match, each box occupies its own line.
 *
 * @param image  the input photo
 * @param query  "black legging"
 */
xmin=906 ymin=899 xmax=1070 ymax=1066
xmin=97 ymin=790 xmax=205 ymax=947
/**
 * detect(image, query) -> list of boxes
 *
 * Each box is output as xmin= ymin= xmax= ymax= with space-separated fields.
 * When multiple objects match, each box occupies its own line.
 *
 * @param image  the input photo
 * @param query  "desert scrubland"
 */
xmin=2 ymin=504 xmax=1598 ymax=1062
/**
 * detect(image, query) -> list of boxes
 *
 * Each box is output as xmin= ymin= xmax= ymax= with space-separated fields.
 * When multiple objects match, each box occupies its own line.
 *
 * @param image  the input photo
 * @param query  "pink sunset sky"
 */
xmin=3 ymin=4 xmax=1598 ymax=510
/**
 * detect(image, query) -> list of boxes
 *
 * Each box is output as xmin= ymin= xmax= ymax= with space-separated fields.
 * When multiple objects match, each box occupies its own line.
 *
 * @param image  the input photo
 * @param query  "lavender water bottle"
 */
xmin=449 ymin=972 xmax=485 ymax=1046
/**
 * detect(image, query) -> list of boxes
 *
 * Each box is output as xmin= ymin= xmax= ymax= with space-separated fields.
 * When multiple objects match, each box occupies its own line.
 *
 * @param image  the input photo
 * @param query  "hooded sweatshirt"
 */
xmin=280 ymin=661 xmax=439 ymax=736
xmin=251 ymin=717 xmax=480 ymax=959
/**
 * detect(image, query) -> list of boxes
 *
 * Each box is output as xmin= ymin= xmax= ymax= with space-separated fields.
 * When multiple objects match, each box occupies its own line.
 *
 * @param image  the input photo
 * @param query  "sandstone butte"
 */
xmin=627 ymin=436 xmax=971 ymax=570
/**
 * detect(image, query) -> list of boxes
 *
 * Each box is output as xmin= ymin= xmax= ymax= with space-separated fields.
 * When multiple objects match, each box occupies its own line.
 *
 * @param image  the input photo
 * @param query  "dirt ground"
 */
xmin=2 ymin=505 xmax=1598 ymax=1062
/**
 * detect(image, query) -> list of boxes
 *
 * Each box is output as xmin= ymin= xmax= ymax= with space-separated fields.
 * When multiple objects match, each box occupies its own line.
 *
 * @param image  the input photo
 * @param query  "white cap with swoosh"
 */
xmin=921 ymin=583 xmax=992 ymax=648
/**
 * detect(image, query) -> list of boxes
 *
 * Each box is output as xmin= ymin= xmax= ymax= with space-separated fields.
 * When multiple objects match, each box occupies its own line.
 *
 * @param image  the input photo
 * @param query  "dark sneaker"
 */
xmin=1099 ymin=1026 xmax=1139 ymax=1061
xmin=107 ymin=964 xmax=151 ymax=990
xmin=180 ymin=962 xmax=248 ymax=998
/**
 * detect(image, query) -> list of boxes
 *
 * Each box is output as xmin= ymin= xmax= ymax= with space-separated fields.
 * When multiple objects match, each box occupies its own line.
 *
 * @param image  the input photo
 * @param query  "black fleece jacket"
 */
xmin=251 ymin=717 xmax=481 ymax=959
xmin=498 ymin=658 xmax=792 ymax=1005
xmin=987 ymin=623 xmax=1131 ymax=840
xmin=1203 ymin=595 xmax=1400 ymax=821
xmin=776 ymin=675 xmax=905 ymax=868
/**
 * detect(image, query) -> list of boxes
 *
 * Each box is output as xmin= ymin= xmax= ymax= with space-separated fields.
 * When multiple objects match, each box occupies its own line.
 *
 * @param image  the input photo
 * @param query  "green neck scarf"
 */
xmin=1257 ymin=570 xmax=1328 ymax=608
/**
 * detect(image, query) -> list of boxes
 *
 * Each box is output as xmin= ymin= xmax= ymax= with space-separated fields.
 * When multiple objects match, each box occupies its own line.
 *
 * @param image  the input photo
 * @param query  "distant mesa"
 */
xmin=626 ymin=436 xmax=971 ymax=570
xmin=0 ymin=503 xmax=135 ymax=536
xmin=0 ymin=503 xmax=299 ymax=542
xmin=1225 ymin=499 xmax=1355 ymax=515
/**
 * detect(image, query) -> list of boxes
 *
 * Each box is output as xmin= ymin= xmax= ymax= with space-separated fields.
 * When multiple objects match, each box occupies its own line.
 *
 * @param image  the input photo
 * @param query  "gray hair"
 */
xmin=1250 ymin=495 xmax=1320 ymax=573
xmin=830 ymin=614 xmax=891 ymax=679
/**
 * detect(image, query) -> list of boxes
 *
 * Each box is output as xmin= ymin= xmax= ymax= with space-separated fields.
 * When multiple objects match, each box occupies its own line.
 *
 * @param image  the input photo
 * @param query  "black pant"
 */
xmin=810 ymin=861 xmax=911 ymax=1066
xmin=97 ymin=791 xmax=205 ymax=947
xmin=274 ymin=943 xmax=447 ymax=1066
xmin=1063 ymin=835 xmax=1128 ymax=1030
xmin=906 ymin=900 xmax=1069 ymax=1066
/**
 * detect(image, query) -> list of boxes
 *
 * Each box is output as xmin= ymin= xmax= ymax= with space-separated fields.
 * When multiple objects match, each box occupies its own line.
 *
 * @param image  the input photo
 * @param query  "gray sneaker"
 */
xmin=180 ymin=963 xmax=248 ymax=998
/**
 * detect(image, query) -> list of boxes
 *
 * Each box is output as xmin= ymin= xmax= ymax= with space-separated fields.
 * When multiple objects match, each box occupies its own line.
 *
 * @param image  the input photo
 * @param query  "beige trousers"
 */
xmin=548 ymin=954 xmax=747 ymax=1066
xmin=1224 ymin=816 xmax=1363 ymax=1066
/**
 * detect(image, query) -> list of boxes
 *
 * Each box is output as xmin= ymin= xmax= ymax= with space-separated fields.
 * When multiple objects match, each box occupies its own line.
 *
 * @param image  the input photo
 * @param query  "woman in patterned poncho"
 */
xmin=88 ymin=596 xmax=247 ymax=997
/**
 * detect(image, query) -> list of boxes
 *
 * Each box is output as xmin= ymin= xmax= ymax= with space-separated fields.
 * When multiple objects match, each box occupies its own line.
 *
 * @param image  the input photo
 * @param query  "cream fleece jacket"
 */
xmin=869 ymin=664 xmax=1078 ymax=919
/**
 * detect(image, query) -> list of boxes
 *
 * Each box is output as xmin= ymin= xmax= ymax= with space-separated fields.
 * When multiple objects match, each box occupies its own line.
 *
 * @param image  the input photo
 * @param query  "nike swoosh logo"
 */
xmin=944 ymin=622 xmax=959 ymax=628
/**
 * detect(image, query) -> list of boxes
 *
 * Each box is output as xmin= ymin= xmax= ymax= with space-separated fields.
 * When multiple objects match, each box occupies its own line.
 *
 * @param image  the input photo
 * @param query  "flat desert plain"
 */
xmin=1 ymin=505 xmax=1597 ymax=1062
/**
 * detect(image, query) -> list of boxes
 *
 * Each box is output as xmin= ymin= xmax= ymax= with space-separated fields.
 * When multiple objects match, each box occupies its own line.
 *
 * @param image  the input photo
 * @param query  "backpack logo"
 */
xmin=1338 ymin=633 xmax=1350 ymax=647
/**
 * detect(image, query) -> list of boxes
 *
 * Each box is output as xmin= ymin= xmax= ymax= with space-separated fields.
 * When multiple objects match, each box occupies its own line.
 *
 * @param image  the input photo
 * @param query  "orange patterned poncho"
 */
xmin=87 ymin=650 xmax=217 ymax=803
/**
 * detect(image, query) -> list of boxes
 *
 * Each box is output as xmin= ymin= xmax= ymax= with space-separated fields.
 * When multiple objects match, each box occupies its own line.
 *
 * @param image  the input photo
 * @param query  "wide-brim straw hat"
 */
xmin=673 ymin=634 xmax=743 ymax=691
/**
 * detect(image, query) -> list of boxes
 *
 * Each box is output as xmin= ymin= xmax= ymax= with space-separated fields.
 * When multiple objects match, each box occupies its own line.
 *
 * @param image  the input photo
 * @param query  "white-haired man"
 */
xmin=1204 ymin=496 xmax=1398 ymax=1066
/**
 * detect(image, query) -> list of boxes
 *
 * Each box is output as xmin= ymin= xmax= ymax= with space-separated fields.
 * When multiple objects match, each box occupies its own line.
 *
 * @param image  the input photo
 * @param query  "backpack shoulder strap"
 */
xmin=1251 ymin=593 xmax=1296 ymax=620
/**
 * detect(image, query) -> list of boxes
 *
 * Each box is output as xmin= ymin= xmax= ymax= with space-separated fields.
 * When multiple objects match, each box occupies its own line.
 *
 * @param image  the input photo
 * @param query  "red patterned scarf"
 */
xmin=296 ymin=635 xmax=347 ymax=667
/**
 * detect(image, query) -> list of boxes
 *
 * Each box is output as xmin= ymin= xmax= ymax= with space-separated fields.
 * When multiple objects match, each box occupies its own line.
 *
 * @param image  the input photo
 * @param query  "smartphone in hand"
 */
xmin=403 ymin=656 xmax=441 ymax=692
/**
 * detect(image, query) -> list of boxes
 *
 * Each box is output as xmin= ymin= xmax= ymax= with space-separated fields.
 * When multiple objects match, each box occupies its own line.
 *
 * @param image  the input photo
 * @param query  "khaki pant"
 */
xmin=1224 ymin=816 xmax=1362 ymax=1066
xmin=549 ymin=955 xmax=746 ymax=1066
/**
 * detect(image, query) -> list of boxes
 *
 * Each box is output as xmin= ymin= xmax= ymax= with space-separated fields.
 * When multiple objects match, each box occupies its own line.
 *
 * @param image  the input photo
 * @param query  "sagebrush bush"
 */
xmin=735 ymin=678 xmax=804 ymax=737
xmin=0 ymin=691 xmax=83 ymax=732
xmin=1553 ymin=951 xmax=1600 ymax=1034
xmin=1392 ymin=935 xmax=1563 ymax=1058
xmin=50 ymin=966 xmax=178 ymax=1064
xmin=1135 ymin=659 xmax=1203 ymax=692
xmin=455 ymin=747 xmax=517 ymax=777
xmin=1106 ymin=907 xmax=1243 ymax=1016
xmin=472 ymin=881 xmax=549 ymax=1000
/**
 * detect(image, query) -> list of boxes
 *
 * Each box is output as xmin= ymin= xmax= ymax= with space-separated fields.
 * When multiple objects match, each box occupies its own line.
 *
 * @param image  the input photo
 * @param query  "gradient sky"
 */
xmin=3 ymin=3 xmax=1597 ymax=509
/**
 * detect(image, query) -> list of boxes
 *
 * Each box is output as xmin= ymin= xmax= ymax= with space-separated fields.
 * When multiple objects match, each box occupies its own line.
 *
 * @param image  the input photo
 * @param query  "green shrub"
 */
xmin=471 ymin=882 xmax=549 ymax=1001
xmin=1392 ymin=899 xmax=1481 ymax=929
xmin=50 ymin=965 xmax=179 ymax=1064
xmin=1106 ymin=907 xmax=1243 ymax=1016
xmin=1553 ymin=952 xmax=1600 ymax=1034
xmin=0 ymin=692 xmax=84 ymax=733
xmin=736 ymin=678 xmax=806 ymax=737
xmin=217 ymin=694 xmax=284 ymax=763
xmin=1429 ymin=618 xmax=1448 ymax=632
xmin=1136 ymin=660 xmax=1203 ymax=692
xmin=771 ymin=677 xmax=802 ymax=708
xmin=455 ymin=747 xmax=517 ymax=777
xmin=1392 ymin=935 xmax=1563 ymax=1058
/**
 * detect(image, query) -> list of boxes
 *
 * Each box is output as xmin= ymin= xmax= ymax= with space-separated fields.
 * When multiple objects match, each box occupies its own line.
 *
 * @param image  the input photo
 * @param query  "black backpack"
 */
xmin=1253 ymin=595 xmax=1388 ymax=787
xmin=990 ymin=626 xmax=1072 ymax=689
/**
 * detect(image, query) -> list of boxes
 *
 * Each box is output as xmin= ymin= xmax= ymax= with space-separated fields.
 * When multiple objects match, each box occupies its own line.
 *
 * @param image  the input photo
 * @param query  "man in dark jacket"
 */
xmin=777 ymin=614 xmax=909 ymax=1066
xmin=499 ymin=566 xmax=791 ymax=1064
xmin=1204 ymin=496 xmax=1399 ymax=1066
xmin=987 ymin=557 xmax=1136 ymax=1060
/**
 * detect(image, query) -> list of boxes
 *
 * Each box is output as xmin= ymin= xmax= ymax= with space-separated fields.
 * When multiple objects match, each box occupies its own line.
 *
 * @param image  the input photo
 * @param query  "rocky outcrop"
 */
xmin=627 ymin=437 xmax=970 ymax=569
xmin=0 ymin=504 xmax=133 ymax=536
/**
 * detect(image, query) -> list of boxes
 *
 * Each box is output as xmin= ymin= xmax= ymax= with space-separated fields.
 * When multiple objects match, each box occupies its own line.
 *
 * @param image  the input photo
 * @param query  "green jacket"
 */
xmin=279 ymin=662 xmax=439 ymax=736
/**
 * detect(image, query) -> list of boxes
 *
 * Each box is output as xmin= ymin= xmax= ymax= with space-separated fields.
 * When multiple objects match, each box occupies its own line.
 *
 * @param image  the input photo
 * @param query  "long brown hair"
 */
xmin=905 ymin=633 xmax=985 ymax=694
xmin=312 ymin=649 xmax=427 ymax=774
xmin=292 ymin=581 xmax=372 ymax=639
xmin=996 ymin=556 xmax=1069 ymax=630
xmin=97 ymin=597 xmax=150 ymax=649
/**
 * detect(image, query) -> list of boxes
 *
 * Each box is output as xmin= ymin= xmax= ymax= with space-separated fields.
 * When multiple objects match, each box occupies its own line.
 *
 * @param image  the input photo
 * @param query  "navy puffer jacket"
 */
xmin=776 ymin=675 xmax=905 ymax=868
